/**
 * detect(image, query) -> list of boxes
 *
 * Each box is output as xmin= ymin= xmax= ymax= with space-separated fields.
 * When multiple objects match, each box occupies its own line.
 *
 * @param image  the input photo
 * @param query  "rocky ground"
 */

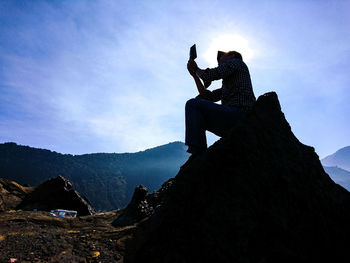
xmin=0 ymin=210 xmax=135 ymax=263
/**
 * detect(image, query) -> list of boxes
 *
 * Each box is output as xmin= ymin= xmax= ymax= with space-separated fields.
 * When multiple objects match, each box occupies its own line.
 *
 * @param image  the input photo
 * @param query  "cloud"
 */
xmin=0 ymin=0 xmax=195 ymax=153
xmin=0 ymin=0 xmax=349 ymax=157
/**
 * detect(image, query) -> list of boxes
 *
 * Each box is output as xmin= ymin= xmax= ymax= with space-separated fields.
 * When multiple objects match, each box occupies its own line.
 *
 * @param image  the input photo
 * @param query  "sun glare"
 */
xmin=203 ymin=34 xmax=255 ymax=67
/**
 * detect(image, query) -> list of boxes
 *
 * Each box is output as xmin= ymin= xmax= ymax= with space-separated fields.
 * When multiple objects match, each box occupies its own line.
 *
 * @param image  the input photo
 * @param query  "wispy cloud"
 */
xmin=0 ymin=0 xmax=349 ymax=156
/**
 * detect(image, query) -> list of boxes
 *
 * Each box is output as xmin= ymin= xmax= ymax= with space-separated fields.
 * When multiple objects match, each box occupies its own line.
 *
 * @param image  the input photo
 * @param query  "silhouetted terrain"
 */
xmin=2 ymin=92 xmax=350 ymax=262
xmin=0 ymin=141 xmax=188 ymax=211
xmin=124 ymin=92 xmax=350 ymax=263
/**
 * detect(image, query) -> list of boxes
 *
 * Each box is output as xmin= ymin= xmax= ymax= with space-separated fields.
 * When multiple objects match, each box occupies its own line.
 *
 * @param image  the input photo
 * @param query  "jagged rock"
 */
xmin=0 ymin=178 xmax=34 ymax=212
xmin=124 ymin=92 xmax=350 ymax=263
xmin=17 ymin=176 xmax=95 ymax=216
xmin=112 ymin=179 xmax=175 ymax=227
xmin=112 ymin=185 xmax=150 ymax=227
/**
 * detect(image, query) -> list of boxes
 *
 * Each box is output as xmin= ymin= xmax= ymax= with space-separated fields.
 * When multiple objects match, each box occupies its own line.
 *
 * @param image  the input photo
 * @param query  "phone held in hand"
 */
xmin=189 ymin=44 xmax=197 ymax=60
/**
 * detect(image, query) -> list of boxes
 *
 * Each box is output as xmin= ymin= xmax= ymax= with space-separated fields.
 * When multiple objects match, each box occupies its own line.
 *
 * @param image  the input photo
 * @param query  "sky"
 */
xmin=0 ymin=0 xmax=349 ymax=158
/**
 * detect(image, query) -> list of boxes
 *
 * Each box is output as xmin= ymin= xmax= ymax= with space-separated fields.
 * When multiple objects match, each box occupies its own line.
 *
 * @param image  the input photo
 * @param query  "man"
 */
xmin=185 ymin=50 xmax=256 ymax=157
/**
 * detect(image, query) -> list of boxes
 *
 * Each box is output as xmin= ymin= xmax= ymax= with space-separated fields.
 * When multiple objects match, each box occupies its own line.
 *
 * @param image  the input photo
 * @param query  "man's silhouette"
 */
xmin=185 ymin=50 xmax=256 ymax=157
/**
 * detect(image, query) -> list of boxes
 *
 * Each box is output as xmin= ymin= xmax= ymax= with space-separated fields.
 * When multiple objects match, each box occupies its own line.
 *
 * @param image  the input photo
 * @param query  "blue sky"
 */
xmin=0 ymin=0 xmax=349 ymax=158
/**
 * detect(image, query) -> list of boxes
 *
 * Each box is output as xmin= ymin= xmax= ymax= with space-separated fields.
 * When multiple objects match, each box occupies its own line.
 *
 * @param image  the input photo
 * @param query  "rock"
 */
xmin=17 ymin=176 xmax=95 ymax=216
xmin=112 ymin=185 xmax=150 ymax=227
xmin=0 ymin=178 xmax=34 ymax=212
xmin=124 ymin=92 xmax=350 ymax=263
xmin=112 ymin=179 xmax=175 ymax=227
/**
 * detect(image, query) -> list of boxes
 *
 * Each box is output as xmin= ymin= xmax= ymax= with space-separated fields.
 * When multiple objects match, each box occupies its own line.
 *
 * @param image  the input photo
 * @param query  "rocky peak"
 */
xmin=112 ymin=178 xmax=175 ymax=227
xmin=124 ymin=92 xmax=350 ymax=263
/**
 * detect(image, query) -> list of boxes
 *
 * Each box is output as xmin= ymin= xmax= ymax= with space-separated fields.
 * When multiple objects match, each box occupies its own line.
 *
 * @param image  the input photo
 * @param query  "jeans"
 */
xmin=185 ymin=98 xmax=246 ymax=154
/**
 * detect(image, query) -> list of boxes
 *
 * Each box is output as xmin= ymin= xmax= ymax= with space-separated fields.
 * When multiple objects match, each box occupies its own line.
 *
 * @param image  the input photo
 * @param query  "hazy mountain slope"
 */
xmin=322 ymin=146 xmax=350 ymax=170
xmin=323 ymin=166 xmax=350 ymax=191
xmin=0 ymin=141 xmax=188 ymax=211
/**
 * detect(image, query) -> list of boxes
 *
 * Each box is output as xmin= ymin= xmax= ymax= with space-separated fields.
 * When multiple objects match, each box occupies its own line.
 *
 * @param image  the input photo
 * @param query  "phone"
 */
xmin=189 ymin=44 xmax=197 ymax=60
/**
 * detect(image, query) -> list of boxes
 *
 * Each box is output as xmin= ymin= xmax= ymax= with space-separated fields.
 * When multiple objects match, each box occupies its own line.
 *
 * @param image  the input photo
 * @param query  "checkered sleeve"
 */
xmin=196 ymin=59 xmax=242 ymax=83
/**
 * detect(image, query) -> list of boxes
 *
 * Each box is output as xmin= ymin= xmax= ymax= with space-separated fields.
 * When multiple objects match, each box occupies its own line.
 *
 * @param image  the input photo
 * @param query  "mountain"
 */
xmin=322 ymin=146 xmax=350 ymax=170
xmin=123 ymin=92 xmax=350 ymax=263
xmin=323 ymin=166 xmax=350 ymax=191
xmin=321 ymin=147 xmax=350 ymax=190
xmin=0 ymin=141 xmax=189 ymax=211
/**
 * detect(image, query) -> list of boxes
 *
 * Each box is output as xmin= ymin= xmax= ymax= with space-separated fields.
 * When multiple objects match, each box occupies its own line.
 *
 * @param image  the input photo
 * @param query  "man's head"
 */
xmin=217 ymin=51 xmax=243 ymax=65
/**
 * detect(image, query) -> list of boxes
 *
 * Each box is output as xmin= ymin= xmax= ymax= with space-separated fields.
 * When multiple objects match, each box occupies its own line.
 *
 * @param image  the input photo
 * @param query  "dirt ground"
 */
xmin=0 ymin=210 xmax=135 ymax=263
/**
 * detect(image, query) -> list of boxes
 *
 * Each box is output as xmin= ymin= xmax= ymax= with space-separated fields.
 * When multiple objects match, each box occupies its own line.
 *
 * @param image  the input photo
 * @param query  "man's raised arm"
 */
xmin=187 ymin=59 xmax=222 ymax=101
xmin=187 ymin=59 xmax=206 ymax=96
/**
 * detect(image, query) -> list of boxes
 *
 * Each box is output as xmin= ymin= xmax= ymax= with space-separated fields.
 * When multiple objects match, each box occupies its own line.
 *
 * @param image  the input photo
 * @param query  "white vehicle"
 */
xmin=50 ymin=209 xmax=77 ymax=218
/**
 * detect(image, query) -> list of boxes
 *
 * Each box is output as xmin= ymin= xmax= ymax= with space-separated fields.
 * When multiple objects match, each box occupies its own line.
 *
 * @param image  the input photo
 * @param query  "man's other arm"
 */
xmin=190 ymin=71 xmax=222 ymax=102
xmin=187 ymin=59 xmax=222 ymax=102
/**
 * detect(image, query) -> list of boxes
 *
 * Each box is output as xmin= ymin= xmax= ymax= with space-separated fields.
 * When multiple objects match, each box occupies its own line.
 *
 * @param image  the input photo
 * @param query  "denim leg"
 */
xmin=185 ymin=98 xmax=245 ymax=153
xmin=185 ymin=98 xmax=208 ymax=153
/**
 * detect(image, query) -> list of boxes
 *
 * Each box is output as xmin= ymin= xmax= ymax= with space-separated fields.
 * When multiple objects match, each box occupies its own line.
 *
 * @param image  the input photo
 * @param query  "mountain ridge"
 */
xmin=323 ymin=165 xmax=350 ymax=191
xmin=322 ymin=146 xmax=350 ymax=170
xmin=0 ymin=141 xmax=188 ymax=211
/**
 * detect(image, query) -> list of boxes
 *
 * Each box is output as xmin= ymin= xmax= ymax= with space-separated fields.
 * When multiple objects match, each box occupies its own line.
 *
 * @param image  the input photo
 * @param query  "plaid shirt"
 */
xmin=196 ymin=58 xmax=256 ymax=111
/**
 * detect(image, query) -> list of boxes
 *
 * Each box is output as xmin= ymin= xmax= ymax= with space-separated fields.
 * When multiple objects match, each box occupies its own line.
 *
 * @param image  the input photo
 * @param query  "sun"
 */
xmin=203 ymin=34 xmax=255 ymax=67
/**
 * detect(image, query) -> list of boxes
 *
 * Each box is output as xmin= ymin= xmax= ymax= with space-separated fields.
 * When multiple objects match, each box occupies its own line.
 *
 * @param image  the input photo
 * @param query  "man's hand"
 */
xmin=187 ymin=59 xmax=198 ymax=76
xmin=188 ymin=59 xmax=205 ymax=95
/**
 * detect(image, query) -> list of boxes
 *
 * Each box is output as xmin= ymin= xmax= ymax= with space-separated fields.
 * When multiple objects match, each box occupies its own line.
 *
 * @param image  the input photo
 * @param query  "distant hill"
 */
xmin=322 ymin=146 xmax=350 ymax=170
xmin=323 ymin=166 xmax=350 ymax=191
xmin=0 ymin=142 xmax=189 ymax=211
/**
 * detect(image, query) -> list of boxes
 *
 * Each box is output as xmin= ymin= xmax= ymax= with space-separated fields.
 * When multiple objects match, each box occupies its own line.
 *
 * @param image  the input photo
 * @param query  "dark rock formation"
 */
xmin=112 ymin=179 xmax=175 ymax=227
xmin=124 ymin=92 xmax=350 ymax=263
xmin=17 ymin=176 xmax=95 ymax=216
xmin=0 ymin=178 xmax=34 ymax=212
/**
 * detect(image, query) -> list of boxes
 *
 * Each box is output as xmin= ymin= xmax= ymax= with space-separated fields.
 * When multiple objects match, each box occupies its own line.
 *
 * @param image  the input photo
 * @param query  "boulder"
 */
xmin=17 ymin=176 xmax=95 ymax=216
